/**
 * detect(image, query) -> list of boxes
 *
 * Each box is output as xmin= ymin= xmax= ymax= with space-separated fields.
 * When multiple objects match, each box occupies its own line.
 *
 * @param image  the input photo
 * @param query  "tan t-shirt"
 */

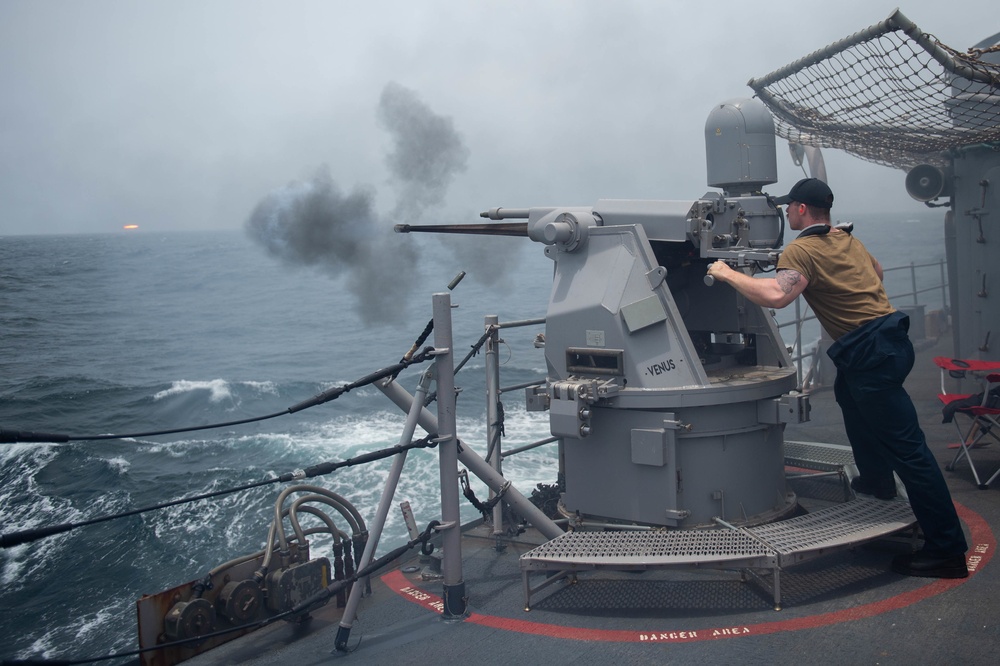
xmin=777 ymin=229 xmax=894 ymax=340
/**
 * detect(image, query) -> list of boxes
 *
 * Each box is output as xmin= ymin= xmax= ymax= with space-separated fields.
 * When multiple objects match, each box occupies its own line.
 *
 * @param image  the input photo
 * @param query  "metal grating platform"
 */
xmin=746 ymin=499 xmax=916 ymax=566
xmin=784 ymin=440 xmax=857 ymax=471
xmin=521 ymin=500 xmax=915 ymax=610
xmin=522 ymin=529 xmax=776 ymax=571
xmin=521 ymin=441 xmax=918 ymax=611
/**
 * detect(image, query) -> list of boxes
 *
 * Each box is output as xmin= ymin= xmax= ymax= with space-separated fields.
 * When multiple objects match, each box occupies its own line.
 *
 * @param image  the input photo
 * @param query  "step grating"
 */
xmin=784 ymin=440 xmax=857 ymax=471
xmin=520 ymin=441 xmax=918 ymax=612
xmin=522 ymin=529 xmax=775 ymax=570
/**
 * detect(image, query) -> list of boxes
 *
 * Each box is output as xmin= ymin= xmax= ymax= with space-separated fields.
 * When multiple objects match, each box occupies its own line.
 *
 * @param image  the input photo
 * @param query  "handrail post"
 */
xmin=794 ymin=297 xmax=804 ymax=387
xmin=484 ymin=315 xmax=505 ymax=545
xmin=432 ymin=292 xmax=467 ymax=618
xmin=910 ymin=261 xmax=918 ymax=306
xmin=940 ymin=259 xmax=948 ymax=312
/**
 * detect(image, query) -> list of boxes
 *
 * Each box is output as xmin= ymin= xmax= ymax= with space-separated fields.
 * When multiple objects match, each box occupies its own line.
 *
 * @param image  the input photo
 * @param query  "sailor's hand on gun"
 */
xmin=705 ymin=260 xmax=738 ymax=286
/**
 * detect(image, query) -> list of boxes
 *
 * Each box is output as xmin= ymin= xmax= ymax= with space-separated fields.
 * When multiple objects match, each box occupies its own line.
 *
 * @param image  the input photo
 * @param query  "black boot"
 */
xmin=891 ymin=551 xmax=969 ymax=578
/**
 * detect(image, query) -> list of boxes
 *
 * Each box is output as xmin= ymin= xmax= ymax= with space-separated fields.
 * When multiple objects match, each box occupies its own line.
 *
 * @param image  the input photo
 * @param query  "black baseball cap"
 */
xmin=772 ymin=178 xmax=834 ymax=209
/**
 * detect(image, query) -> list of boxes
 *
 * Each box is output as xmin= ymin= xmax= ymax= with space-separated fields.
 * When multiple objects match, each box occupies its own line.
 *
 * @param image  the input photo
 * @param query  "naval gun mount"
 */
xmin=398 ymin=98 xmax=810 ymax=529
xmin=493 ymin=192 xmax=807 ymax=529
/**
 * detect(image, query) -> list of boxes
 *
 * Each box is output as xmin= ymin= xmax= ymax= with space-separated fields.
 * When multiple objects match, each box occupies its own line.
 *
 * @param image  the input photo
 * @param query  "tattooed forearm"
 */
xmin=776 ymin=270 xmax=802 ymax=295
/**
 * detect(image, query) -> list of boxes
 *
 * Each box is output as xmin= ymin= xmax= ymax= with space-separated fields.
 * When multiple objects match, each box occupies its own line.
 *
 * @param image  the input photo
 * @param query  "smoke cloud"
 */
xmin=377 ymin=81 xmax=470 ymax=219
xmin=246 ymin=169 xmax=376 ymax=269
xmin=245 ymin=82 xmax=472 ymax=325
xmin=245 ymin=166 xmax=417 ymax=325
xmin=377 ymin=83 xmax=521 ymax=286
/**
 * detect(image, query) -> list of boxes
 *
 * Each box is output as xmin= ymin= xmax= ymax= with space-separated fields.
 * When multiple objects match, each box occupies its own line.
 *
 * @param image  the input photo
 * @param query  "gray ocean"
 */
xmin=0 ymin=210 xmax=946 ymax=661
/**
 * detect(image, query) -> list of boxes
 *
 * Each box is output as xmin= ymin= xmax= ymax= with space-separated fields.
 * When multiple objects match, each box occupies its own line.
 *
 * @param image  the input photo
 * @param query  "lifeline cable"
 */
xmin=0 ymin=434 xmax=438 ymax=549
xmin=0 ymin=347 xmax=435 ymax=445
xmin=0 ymin=522 xmax=442 ymax=666
xmin=390 ymin=270 xmax=466 ymax=381
xmin=423 ymin=327 xmax=493 ymax=406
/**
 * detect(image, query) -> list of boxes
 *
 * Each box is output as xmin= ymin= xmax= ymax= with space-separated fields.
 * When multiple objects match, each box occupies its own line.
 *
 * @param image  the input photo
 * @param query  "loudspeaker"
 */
xmin=905 ymin=164 xmax=951 ymax=202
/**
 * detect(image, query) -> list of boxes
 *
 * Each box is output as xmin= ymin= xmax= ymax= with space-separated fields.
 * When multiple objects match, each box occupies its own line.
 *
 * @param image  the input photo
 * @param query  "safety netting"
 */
xmin=748 ymin=9 xmax=1000 ymax=170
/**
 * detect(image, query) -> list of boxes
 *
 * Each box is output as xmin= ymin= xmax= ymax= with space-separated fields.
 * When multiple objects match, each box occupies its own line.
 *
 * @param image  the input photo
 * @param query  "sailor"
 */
xmin=706 ymin=177 xmax=968 ymax=579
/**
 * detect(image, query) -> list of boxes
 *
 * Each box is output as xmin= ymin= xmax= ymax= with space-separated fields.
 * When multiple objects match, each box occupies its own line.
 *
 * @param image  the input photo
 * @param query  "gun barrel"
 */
xmin=393 ymin=223 xmax=528 ymax=237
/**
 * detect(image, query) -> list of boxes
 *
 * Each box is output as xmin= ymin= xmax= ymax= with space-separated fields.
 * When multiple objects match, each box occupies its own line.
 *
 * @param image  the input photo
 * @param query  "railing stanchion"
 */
xmin=484 ymin=315 xmax=505 ymax=545
xmin=794 ymin=297 xmax=804 ymax=387
xmin=432 ymin=292 xmax=467 ymax=618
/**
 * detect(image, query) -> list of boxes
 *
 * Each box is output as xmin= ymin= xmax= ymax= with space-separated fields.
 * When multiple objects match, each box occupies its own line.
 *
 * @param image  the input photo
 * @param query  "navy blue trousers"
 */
xmin=828 ymin=311 xmax=967 ymax=556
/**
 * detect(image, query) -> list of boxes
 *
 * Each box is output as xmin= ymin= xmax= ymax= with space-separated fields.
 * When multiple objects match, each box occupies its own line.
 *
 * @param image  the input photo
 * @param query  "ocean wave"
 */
xmin=241 ymin=380 xmax=279 ymax=395
xmin=0 ymin=441 xmax=57 ymax=466
xmin=0 ymin=445 xmax=86 ymax=589
xmin=20 ymin=599 xmax=131 ymax=661
xmin=153 ymin=379 xmax=233 ymax=402
xmin=113 ymin=403 xmax=556 ymax=558
xmin=72 ymin=604 xmax=117 ymax=643
xmin=105 ymin=457 xmax=131 ymax=474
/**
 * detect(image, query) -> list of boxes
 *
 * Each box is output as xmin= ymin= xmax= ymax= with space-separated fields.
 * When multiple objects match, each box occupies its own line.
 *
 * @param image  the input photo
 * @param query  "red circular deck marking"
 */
xmin=382 ymin=501 xmax=993 ymax=643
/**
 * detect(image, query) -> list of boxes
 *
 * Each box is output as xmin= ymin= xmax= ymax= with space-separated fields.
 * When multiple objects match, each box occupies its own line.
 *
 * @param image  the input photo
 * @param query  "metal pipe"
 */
xmin=484 ymin=316 xmax=505 ymax=539
xmin=749 ymin=13 xmax=897 ymax=90
xmin=794 ymin=297 xmax=804 ymax=388
xmin=337 ymin=372 xmax=431 ymax=639
xmin=888 ymin=9 xmax=998 ymax=86
xmin=433 ymin=292 xmax=466 ymax=618
xmin=288 ymin=496 xmax=345 ymax=547
xmin=785 ymin=470 xmax=845 ymax=480
xmin=501 ymin=436 xmax=560 ymax=460
xmin=497 ymin=317 xmax=546 ymax=329
xmin=272 ymin=485 xmax=363 ymax=552
xmin=288 ymin=504 xmax=347 ymax=546
xmin=500 ymin=379 xmax=545 ymax=393
xmin=375 ymin=380 xmax=564 ymax=541
xmin=941 ymin=259 xmax=949 ymax=313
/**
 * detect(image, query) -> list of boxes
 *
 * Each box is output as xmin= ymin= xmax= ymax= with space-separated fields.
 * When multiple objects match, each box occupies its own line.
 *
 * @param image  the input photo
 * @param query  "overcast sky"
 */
xmin=0 ymin=0 xmax=995 ymax=235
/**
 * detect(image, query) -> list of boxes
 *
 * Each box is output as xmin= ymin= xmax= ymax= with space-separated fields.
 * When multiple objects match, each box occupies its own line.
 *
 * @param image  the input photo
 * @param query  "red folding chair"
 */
xmin=933 ymin=357 xmax=1000 ymax=489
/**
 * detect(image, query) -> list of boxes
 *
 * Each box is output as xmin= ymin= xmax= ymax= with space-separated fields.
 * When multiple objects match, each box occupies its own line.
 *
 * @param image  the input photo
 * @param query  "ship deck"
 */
xmin=187 ymin=332 xmax=998 ymax=666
